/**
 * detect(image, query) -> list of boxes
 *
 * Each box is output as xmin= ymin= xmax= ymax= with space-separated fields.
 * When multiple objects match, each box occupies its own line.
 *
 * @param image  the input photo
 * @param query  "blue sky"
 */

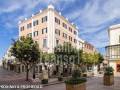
xmin=0 ymin=0 xmax=120 ymax=60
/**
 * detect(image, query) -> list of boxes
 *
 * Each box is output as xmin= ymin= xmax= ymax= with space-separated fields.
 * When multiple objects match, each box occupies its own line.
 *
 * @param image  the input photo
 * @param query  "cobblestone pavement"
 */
xmin=0 ymin=67 xmax=120 ymax=90
xmin=2 ymin=76 xmax=120 ymax=90
xmin=86 ymin=76 xmax=120 ymax=90
xmin=0 ymin=67 xmax=26 ymax=81
xmin=37 ymin=75 xmax=120 ymax=90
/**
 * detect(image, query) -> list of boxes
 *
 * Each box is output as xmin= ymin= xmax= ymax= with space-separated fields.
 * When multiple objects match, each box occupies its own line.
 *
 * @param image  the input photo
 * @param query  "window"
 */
xmin=27 ymin=33 xmax=32 ymax=37
xmin=33 ymin=20 xmax=39 ymax=26
xmin=35 ymin=41 xmax=37 ymax=43
xmin=43 ymin=38 xmax=47 ymax=48
xmin=119 ymin=35 xmax=120 ymax=43
xmin=69 ymin=27 xmax=72 ymax=32
xmin=74 ymin=31 xmax=77 ymax=35
xmin=42 ymin=28 xmax=47 ymax=34
xmin=63 ymin=23 xmax=67 ymax=29
xmin=56 ymin=39 xmax=59 ymax=45
xmin=34 ymin=31 xmax=38 ymax=37
xmin=42 ymin=16 xmax=47 ymax=23
xmin=39 ymin=65 xmax=42 ymax=73
xmin=69 ymin=36 xmax=71 ymax=41
xmin=74 ymin=39 xmax=77 ymax=43
xmin=71 ymin=37 xmax=72 ymax=41
xmin=20 ymin=26 xmax=24 ymax=31
xmin=55 ymin=17 xmax=60 ymax=24
xmin=63 ymin=33 xmax=67 ymax=39
xmin=55 ymin=29 xmax=60 ymax=36
xmin=69 ymin=36 xmax=72 ymax=41
xmin=27 ymin=23 xmax=32 ymax=29
xmin=42 ymin=29 xmax=44 ymax=34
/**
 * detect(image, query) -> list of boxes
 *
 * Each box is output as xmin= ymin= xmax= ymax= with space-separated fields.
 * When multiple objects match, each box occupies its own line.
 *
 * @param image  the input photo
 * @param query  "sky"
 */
xmin=0 ymin=0 xmax=120 ymax=60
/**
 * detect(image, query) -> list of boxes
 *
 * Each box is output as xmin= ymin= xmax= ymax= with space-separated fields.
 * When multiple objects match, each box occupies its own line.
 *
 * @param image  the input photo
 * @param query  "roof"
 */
xmin=109 ymin=24 xmax=120 ymax=30
xmin=18 ymin=4 xmax=78 ymax=30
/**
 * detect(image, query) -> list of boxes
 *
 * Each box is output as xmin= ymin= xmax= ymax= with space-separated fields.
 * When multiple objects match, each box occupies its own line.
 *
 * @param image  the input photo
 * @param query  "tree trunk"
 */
xmin=33 ymin=64 xmax=35 ymax=79
xmin=26 ymin=65 xmax=29 ymax=81
xmin=48 ymin=55 xmax=51 ymax=78
xmin=62 ymin=55 xmax=64 ymax=76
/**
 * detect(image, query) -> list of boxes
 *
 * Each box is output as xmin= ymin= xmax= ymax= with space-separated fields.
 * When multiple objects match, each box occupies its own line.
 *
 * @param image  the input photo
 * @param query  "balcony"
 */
xmin=105 ymin=44 xmax=120 ymax=60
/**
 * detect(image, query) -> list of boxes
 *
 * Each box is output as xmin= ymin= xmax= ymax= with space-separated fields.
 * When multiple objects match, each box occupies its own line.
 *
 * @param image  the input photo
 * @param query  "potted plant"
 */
xmin=41 ymin=79 xmax=48 ymax=84
xmin=65 ymin=70 xmax=87 ymax=90
xmin=58 ymin=76 xmax=63 ymax=81
xmin=41 ymin=67 xmax=48 ymax=84
xmin=103 ymin=66 xmax=114 ymax=86
xmin=82 ymin=72 xmax=87 ymax=77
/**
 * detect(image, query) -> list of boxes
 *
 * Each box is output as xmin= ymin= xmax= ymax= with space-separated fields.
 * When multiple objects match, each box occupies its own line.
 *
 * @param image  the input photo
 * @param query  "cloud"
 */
xmin=64 ymin=0 xmax=120 ymax=51
xmin=89 ymin=29 xmax=109 ymax=48
xmin=0 ymin=0 xmax=76 ymax=14
xmin=0 ymin=0 xmax=48 ymax=14
xmin=1 ymin=0 xmax=120 ymax=55
xmin=0 ymin=0 xmax=48 ymax=30
xmin=0 ymin=0 xmax=77 ymax=29
xmin=66 ymin=0 xmax=120 ymax=27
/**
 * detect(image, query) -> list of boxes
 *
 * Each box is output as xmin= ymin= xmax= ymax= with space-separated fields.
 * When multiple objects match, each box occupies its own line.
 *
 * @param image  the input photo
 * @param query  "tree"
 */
xmin=82 ymin=53 xmax=95 ymax=71
xmin=82 ymin=52 xmax=89 ymax=64
xmin=77 ymin=49 xmax=83 ymax=65
xmin=93 ymin=53 xmax=99 ymax=64
xmin=97 ymin=53 xmax=104 ymax=71
xmin=82 ymin=52 xmax=99 ymax=65
xmin=97 ymin=53 xmax=104 ymax=64
xmin=10 ymin=37 xmax=40 ymax=81
xmin=54 ymin=42 xmax=78 ymax=76
xmin=47 ymin=53 xmax=55 ymax=77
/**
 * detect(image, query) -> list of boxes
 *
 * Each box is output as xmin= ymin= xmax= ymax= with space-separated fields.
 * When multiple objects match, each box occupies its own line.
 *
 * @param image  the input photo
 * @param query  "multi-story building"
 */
xmin=2 ymin=5 xmax=97 ymax=74
xmin=106 ymin=24 xmax=120 ymax=72
xmin=76 ymin=37 xmax=84 ymax=50
xmin=83 ymin=41 xmax=97 ymax=54
xmin=19 ymin=5 xmax=79 ymax=53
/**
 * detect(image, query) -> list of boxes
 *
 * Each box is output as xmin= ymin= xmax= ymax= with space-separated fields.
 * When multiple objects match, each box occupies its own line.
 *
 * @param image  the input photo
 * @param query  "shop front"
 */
xmin=106 ymin=44 xmax=120 ymax=73
xmin=116 ymin=61 xmax=120 ymax=72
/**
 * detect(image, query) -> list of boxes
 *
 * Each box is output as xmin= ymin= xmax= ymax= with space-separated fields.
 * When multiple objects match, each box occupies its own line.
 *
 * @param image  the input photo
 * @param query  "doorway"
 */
xmin=117 ymin=64 xmax=120 ymax=72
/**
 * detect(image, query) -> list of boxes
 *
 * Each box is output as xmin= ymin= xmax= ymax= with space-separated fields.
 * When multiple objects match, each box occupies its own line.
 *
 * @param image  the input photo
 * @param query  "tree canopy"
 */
xmin=10 ymin=37 xmax=40 ymax=80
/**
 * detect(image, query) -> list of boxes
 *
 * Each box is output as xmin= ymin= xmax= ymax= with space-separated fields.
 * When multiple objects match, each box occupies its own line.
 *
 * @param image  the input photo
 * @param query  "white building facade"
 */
xmin=106 ymin=24 xmax=120 ymax=72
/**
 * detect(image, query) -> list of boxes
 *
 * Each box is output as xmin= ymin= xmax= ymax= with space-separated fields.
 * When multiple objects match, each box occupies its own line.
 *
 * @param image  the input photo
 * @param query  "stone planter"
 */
xmin=82 ymin=73 xmax=87 ymax=77
xmin=66 ymin=82 xmax=86 ymax=90
xmin=58 ymin=77 xmax=63 ymax=81
xmin=104 ymin=74 xmax=114 ymax=86
xmin=41 ymin=70 xmax=48 ymax=84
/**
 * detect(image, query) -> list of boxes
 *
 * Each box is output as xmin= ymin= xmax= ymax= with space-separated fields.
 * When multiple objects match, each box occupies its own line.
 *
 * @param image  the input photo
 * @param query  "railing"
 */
xmin=105 ymin=44 xmax=120 ymax=60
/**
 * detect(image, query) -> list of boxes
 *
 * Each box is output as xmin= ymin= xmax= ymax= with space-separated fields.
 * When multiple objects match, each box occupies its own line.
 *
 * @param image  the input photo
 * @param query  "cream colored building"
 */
xmin=106 ymin=24 xmax=120 ymax=72
xmin=83 ymin=41 xmax=97 ymax=54
xmin=2 ymin=5 xmax=97 ymax=74
xmin=19 ymin=5 xmax=79 ymax=53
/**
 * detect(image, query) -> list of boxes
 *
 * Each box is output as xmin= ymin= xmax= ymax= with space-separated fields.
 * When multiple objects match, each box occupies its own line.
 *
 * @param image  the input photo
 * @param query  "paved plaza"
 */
xmin=39 ymin=76 xmax=120 ymax=90
xmin=0 ymin=67 xmax=120 ymax=90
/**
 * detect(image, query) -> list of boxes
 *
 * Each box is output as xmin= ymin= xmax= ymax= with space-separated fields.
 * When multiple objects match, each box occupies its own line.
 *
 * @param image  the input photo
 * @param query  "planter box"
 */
xmin=103 ymin=74 xmax=114 ymax=86
xmin=41 ymin=79 xmax=48 ymax=84
xmin=82 ymin=73 xmax=87 ymax=77
xmin=66 ymin=82 xmax=86 ymax=90
xmin=58 ymin=77 xmax=63 ymax=81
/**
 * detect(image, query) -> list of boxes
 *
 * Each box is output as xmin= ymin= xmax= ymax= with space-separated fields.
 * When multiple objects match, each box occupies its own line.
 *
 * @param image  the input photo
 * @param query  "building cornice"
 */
xmin=18 ymin=5 xmax=79 ymax=30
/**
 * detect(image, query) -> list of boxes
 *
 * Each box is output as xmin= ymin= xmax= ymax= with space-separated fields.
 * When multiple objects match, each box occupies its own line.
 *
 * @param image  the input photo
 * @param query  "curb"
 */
xmin=43 ymin=81 xmax=64 ymax=87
